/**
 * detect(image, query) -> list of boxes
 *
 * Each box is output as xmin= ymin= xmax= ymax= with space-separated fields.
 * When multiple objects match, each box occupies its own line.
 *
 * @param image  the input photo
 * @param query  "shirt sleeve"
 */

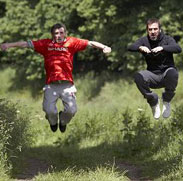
xmin=27 ymin=40 xmax=34 ymax=48
xmin=162 ymin=36 xmax=182 ymax=53
xmin=69 ymin=37 xmax=89 ymax=52
xmin=127 ymin=37 xmax=144 ymax=52
xmin=31 ymin=39 xmax=48 ymax=55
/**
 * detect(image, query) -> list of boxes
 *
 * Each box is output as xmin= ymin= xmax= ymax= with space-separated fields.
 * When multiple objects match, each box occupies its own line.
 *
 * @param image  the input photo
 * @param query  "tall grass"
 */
xmin=34 ymin=166 xmax=128 ymax=181
xmin=0 ymin=98 xmax=34 ymax=179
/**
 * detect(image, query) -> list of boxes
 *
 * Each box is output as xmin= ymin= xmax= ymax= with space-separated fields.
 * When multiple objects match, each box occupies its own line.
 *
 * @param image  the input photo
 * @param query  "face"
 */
xmin=147 ymin=22 xmax=160 ymax=41
xmin=53 ymin=27 xmax=66 ymax=43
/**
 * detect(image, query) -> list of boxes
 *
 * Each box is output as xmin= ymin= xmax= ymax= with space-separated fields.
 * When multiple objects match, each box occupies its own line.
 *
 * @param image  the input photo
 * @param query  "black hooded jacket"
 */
xmin=128 ymin=31 xmax=182 ymax=73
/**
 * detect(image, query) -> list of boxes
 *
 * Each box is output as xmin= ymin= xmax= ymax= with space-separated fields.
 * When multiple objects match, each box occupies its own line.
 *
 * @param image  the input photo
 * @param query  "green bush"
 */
xmin=0 ymin=98 xmax=33 ymax=176
xmin=121 ymin=108 xmax=176 ymax=157
xmin=55 ymin=109 xmax=123 ymax=146
xmin=121 ymin=108 xmax=155 ymax=156
xmin=171 ymin=104 xmax=183 ymax=133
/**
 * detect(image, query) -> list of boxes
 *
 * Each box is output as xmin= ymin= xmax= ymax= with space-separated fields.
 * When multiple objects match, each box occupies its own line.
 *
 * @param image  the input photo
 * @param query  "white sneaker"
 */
xmin=162 ymin=101 xmax=171 ymax=118
xmin=151 ymin=101 xmax=161 ymax=119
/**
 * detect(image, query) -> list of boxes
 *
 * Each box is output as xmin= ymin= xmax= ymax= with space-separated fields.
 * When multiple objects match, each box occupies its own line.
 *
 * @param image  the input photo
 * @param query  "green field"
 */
xmin=1 ymin=67 xmax=183 ymax=181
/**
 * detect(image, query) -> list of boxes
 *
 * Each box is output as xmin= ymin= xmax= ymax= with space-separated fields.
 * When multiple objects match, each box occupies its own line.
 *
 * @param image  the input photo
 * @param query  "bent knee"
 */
xmin=43 ymin=108 xmax=57 ymax=116
xmin=165 ymin=69 xmax=178 ymax=80
xmin=66 ymin=106 xmax=77 ymax=116
xmin=134 ymin=72 xmax=144 ymax=84
xmin=43 ymin=104 xmax=57 ymax=115
xmin=164 ymin=70 xmax=178 ymax=88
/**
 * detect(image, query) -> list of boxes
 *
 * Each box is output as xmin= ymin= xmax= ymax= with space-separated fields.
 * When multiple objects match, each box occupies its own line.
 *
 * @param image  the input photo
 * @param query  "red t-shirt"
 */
xmin=32 ymin=37 xmax=88 ymax=84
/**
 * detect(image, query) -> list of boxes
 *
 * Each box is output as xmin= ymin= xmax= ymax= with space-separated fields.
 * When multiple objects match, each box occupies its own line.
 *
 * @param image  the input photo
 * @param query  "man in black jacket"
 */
xmin=128 ymin=18 xmax=182 ymax=119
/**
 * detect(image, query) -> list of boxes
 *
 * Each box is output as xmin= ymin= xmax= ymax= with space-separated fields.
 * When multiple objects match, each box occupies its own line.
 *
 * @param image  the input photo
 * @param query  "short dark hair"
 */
xmin=50 ymin=23 xmax=67 ymax=35
xmin=146 ymin=18 xmax=161 ymax=29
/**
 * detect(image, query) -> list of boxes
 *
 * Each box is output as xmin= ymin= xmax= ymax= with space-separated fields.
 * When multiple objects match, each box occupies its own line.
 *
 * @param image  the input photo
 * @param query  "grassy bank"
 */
xmin=1 ymin=67 xmax=183 ymax=180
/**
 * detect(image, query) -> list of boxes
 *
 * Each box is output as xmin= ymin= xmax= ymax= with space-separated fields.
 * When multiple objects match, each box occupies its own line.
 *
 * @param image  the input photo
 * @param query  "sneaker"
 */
xmin=151 ymin=100 xmax=161 ymax=119
xmin=59 ymin=111 xmax=66 ymax=133
xmin=162 ymin=101 xmax=171 ymax=118
xmin=50 ymin=123 xmax=58 ymax=132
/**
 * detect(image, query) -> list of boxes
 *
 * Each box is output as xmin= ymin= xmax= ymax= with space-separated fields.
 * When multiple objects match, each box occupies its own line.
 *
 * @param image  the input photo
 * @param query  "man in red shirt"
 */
xmin=0 ymin=23 xmax=111 ymax=133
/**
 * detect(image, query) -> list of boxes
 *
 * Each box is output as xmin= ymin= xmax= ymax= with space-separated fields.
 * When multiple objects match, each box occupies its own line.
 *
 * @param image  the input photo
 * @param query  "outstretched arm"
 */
xmin=0 ymin=41 xmax=29 ymax=51
xmin=88 ymin=41 xmax=111 ymax=54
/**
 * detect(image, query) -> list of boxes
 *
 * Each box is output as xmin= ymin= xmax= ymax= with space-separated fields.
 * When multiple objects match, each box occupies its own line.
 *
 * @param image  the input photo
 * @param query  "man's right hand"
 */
xmin=139 ymin=46 xmax=151 ymax=53
xmin=0 ymin=43 xmax=9 ymax=51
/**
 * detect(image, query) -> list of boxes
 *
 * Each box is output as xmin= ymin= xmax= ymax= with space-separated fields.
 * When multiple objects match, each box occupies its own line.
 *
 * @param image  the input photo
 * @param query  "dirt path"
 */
xmin=117 ymin=161 xmax=151 ymax=181
xmin=15 ymin=158 xmax=149 ymax=181
xmin=15 ymin=158 xmax=51 ymax=181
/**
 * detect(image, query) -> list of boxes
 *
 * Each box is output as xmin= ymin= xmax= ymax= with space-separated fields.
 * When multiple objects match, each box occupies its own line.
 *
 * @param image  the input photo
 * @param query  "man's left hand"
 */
xmin=151 ymin=46 xmax=163 ymax=53
xmin=103 ymin=46 xmax=111 ymax=54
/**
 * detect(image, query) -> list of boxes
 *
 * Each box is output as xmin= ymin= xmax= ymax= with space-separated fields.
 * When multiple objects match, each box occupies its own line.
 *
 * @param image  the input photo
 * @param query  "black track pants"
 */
xmin=134 ymin=68 xmax=178 ymax=106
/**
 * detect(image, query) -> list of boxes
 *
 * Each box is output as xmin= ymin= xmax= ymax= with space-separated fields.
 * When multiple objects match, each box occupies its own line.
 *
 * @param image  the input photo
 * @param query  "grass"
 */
xmin=1 ymin=67 xmax=183 ymax=180
xmin=34 ymin=166 xmax=128 ymax=181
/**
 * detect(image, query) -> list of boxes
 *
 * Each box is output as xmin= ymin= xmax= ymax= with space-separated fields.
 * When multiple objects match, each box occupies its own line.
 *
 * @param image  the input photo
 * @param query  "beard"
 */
xmin=149 ymin=31 xmax=160 ymax=41
xmin=149 ymin=35 xmax=158 ymax=41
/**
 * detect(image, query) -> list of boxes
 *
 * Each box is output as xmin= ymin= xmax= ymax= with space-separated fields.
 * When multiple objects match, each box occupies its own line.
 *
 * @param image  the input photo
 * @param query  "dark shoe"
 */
xmin=50 ymin=123 xmax=58 ymax=132
xmin=59 ymin=111 xmax=66 ymax=133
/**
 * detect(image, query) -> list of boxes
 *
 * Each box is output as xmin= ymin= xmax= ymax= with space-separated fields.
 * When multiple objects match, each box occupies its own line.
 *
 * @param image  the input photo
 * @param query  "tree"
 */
xmin=0 ymin=0 xmax=182 ymax=92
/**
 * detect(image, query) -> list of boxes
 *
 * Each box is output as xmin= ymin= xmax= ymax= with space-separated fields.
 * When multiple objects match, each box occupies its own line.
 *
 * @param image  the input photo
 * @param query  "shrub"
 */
xmin=171 ymin=103 xmax=183 ymax=133
xmin=55 ymin=109 xmax=123 ymax=146
xmin=0 ymin=98 xmax=33 ymax=176
xmin=121 ymin=108 xmax=174 ymax=157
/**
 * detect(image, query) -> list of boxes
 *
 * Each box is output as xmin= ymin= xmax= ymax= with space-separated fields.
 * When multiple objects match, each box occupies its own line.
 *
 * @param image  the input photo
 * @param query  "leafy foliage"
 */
xmin=0 ymin=0 xmax=183 ymax=86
